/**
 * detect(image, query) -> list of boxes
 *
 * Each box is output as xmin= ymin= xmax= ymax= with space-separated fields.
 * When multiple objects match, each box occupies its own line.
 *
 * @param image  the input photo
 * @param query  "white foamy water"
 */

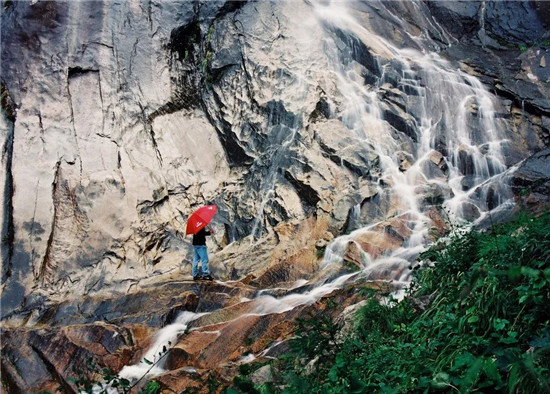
xmin=250 ymin=272 xmax=357 ymax=315
xmin=117 ymin=311 xmax=206 ymax=381
xmin=310 ymin=0 xmax=511 ymax=281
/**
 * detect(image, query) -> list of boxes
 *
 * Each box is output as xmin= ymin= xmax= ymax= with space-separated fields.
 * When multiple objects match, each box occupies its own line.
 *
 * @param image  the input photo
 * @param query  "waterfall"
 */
xmin=112 ymin=0 xmax=515 ymax=382
xmin=117 ymin=312 xmax=206 ymax=380
xmin=310 ymin=0 xmax=510 ymax=282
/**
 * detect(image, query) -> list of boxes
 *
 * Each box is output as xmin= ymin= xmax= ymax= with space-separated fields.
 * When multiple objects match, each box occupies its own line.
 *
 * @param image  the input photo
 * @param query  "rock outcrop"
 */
xmin=512 ymin=147 xmax=550 ymax=212
xmin=1 ymin=0 xmax=549 ymax=392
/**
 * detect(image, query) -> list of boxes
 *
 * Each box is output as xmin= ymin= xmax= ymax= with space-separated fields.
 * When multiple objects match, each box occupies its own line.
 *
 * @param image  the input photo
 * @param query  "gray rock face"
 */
xmin=512 ymin=147 xmax=550 ymax=211
xmin=1 ymin=0 xmax=548 ymax=322
xmin=2 ymin=1 xmax=550 ymax=392
xmin=427 ymin=0 xmax=548 ymax=44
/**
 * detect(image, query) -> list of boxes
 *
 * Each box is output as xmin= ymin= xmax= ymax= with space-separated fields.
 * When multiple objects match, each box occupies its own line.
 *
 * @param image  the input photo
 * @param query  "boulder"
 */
xmin=352 ymin=216 xmax=413 ymax=261
xmin=250 ymin=365 xmax=274 ymax=385
xmin=511 ymin=147 xmax=550 ymax=212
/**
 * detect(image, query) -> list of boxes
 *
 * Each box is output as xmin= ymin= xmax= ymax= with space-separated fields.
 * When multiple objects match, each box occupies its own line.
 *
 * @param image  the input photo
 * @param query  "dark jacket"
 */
xmin=192 ymin=228 xmax=211 ymax=246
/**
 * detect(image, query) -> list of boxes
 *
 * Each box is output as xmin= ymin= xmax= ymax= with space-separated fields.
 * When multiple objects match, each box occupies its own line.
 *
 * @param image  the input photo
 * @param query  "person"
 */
xmin=192 ymin=226 xmax=214 ymax=281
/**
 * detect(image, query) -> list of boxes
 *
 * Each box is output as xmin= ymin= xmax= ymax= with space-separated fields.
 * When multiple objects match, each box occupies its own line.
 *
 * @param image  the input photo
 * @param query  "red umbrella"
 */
xmin=186 ymin=205 xmax=218 ymax=235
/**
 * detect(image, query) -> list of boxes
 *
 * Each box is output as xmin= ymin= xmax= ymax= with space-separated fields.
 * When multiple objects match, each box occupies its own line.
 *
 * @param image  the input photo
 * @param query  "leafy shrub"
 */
xmin=277 ymin=212 xmax=550 ymax=393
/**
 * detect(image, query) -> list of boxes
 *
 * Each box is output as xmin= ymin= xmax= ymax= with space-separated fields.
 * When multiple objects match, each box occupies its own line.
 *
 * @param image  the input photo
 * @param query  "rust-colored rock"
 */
xmin=342 ymin=241 xmax=366 ymax=269
xmin=1 ymin=323 xmax=147 ymax=393
xmin=350 ymin=213 xmax=416 ymax=261
xmin=425 ymin=207 xmax=449 ymax=240
xmin=156 ymin=367 xmax=206 ymax=393
xmin=165 ymin=328 xmax=223 ymax=370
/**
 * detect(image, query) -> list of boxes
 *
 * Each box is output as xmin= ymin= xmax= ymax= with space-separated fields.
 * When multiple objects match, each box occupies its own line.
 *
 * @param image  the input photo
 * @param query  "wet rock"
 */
xmin=359 ymin=190 xmax=402 ymax=225
xmin=425 ymin=1 xmax=481 ymax=39
xmin=461 ymin=175 xmax=480 ymax=191
xmin=315 ymin=231 xmax=334 ymax=251
xmin=34 ymin=282 xmax=200 ymax=327
xmin=511 ymin=147 xmax=550 ymax=212
xmin=457 ymin=145 xmax=476 ymax=176
xmin=332 ymin=195 xmax=360 ymax=233
xmin=313 ymin=120 xmax=374 ymax=177
xmin=460 ymin=202 xmax=481 ymax=222
xmin=365 ymin=259 xmax=409 ymax=281
xmin=31 ymin=280 xmax=254 ymax=328
xmin=342 ymin=241 xmax=366 ymax=270
xmin=2 ymin=0 xmax=545 ymax=319
xmin=429 ymin=0 xmax=547 ymax=45
xmin=309 ymin=98 xmax=332 ymax=123
xmin=428 ymin=150 xmax=448 ymax=172
xmin=0 ymin=323 xmax=147 ymax=393
xmin=2 ymin=0 xmax=549 ymax=391
xmin=333 ymin=27 xmax=381 ymax=76
xmin=421 ymin=159 xmax=447 ymax=180
xmin=262 ymin=339 xmax=291 ymax=359
xmin=353 ymin=216 xmax=413 ymax=261
xmin=484 ymin=1 xmax=547 ymax=45
xmin=381 ymin=101 xmax=418 ymax=142
xmin=424 ymin=208 xmax=449 ymax=240
xmin=397 ymin=151 xmax=414 ymax=172
xmin=251 ymin=248 xmax=317 ymax=289
xmin=155 ymin=367 xmax=204 ymax=393
xmin=250 ymin=365 xmax=274 ymax=385
xmin=195 ymin=282 xmax=251 ymax=313
xmin=416 ymin=182 xmax=453 ymax=206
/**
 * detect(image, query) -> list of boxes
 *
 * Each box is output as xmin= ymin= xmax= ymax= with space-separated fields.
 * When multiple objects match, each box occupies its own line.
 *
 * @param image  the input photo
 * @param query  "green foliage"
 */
xmin=142 ymin=381 xmax=161 ymax=394
xmin=69 ymin=359 xmax=131 ymax=394
xmin=274 ymin=212 xmax=550 ymax=393
xmin=208 ymin=374 xmax=221 ymax=393
xmin=513 ymin=37 xmax=550 ymax=52
xmin=315 ymin=247 xmax=326 ymax=259
xmin=3 ymin=1 xmax=13 ymax=11
xmin=233 ymin=375 xmax=256 ymax=392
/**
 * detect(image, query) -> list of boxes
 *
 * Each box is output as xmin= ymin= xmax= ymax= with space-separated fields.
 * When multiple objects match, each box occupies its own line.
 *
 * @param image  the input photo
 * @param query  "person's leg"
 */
xmin=197 ymin=246 xmax=210 ymax=275
xmin=192 ymin=246 xmax=200 ymax=278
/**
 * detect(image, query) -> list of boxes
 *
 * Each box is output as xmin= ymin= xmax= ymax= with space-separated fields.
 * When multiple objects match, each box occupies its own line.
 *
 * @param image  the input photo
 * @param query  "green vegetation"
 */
xmin=516 ymin=37 xmax=550 ymax=52
xmin=232 ymin=212 xmax=550 ymax=393
xmin=3 ymin=1 xmax=13 ymax=11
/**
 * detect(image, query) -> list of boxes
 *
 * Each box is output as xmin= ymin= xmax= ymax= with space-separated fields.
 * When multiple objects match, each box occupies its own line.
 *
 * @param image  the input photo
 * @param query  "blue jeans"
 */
xmin=192 ymin=245 xmax=210 ymax=277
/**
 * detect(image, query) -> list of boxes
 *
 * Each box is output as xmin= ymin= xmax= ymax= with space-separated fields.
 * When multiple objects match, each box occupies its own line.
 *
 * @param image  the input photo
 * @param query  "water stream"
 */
xmin=312 ymin=0 xmax=509 ymax=281
xmin=109 ymin=0 xmax=515 ymax=386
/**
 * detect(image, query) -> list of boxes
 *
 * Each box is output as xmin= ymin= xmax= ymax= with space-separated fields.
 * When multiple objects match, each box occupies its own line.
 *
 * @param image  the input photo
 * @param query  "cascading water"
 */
xmin=89 ymin=312 xmax=206 ymax=393
xmin=311 ymin=0 xmax=511 ymax=283
xmin=113 ymin=0 xmax=517 ymax=383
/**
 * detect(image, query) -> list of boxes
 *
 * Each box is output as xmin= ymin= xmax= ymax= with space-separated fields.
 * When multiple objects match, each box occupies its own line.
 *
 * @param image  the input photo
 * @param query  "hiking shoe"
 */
xmin=202 ymin=275 xmax=213 ymax=281
xmin=193 ymin=275 xmax=200 ymax=281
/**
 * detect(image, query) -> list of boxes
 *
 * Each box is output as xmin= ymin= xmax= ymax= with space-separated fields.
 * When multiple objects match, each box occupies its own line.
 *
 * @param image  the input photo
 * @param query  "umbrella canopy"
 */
xmin=186 ymin=205 xmax=217 ymax=235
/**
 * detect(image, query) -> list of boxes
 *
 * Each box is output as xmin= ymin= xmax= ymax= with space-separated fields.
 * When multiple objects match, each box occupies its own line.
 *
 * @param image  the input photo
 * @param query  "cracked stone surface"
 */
xmin=1 ymin=0 xmax=549 ymax=311
xmin=1 ymin=3 xmax=549 ymax=390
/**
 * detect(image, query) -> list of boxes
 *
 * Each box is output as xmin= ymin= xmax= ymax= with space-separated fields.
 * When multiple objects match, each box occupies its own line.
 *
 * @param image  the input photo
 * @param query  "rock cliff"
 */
xmin=1 ymin=0 xmax=549 ymax=392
